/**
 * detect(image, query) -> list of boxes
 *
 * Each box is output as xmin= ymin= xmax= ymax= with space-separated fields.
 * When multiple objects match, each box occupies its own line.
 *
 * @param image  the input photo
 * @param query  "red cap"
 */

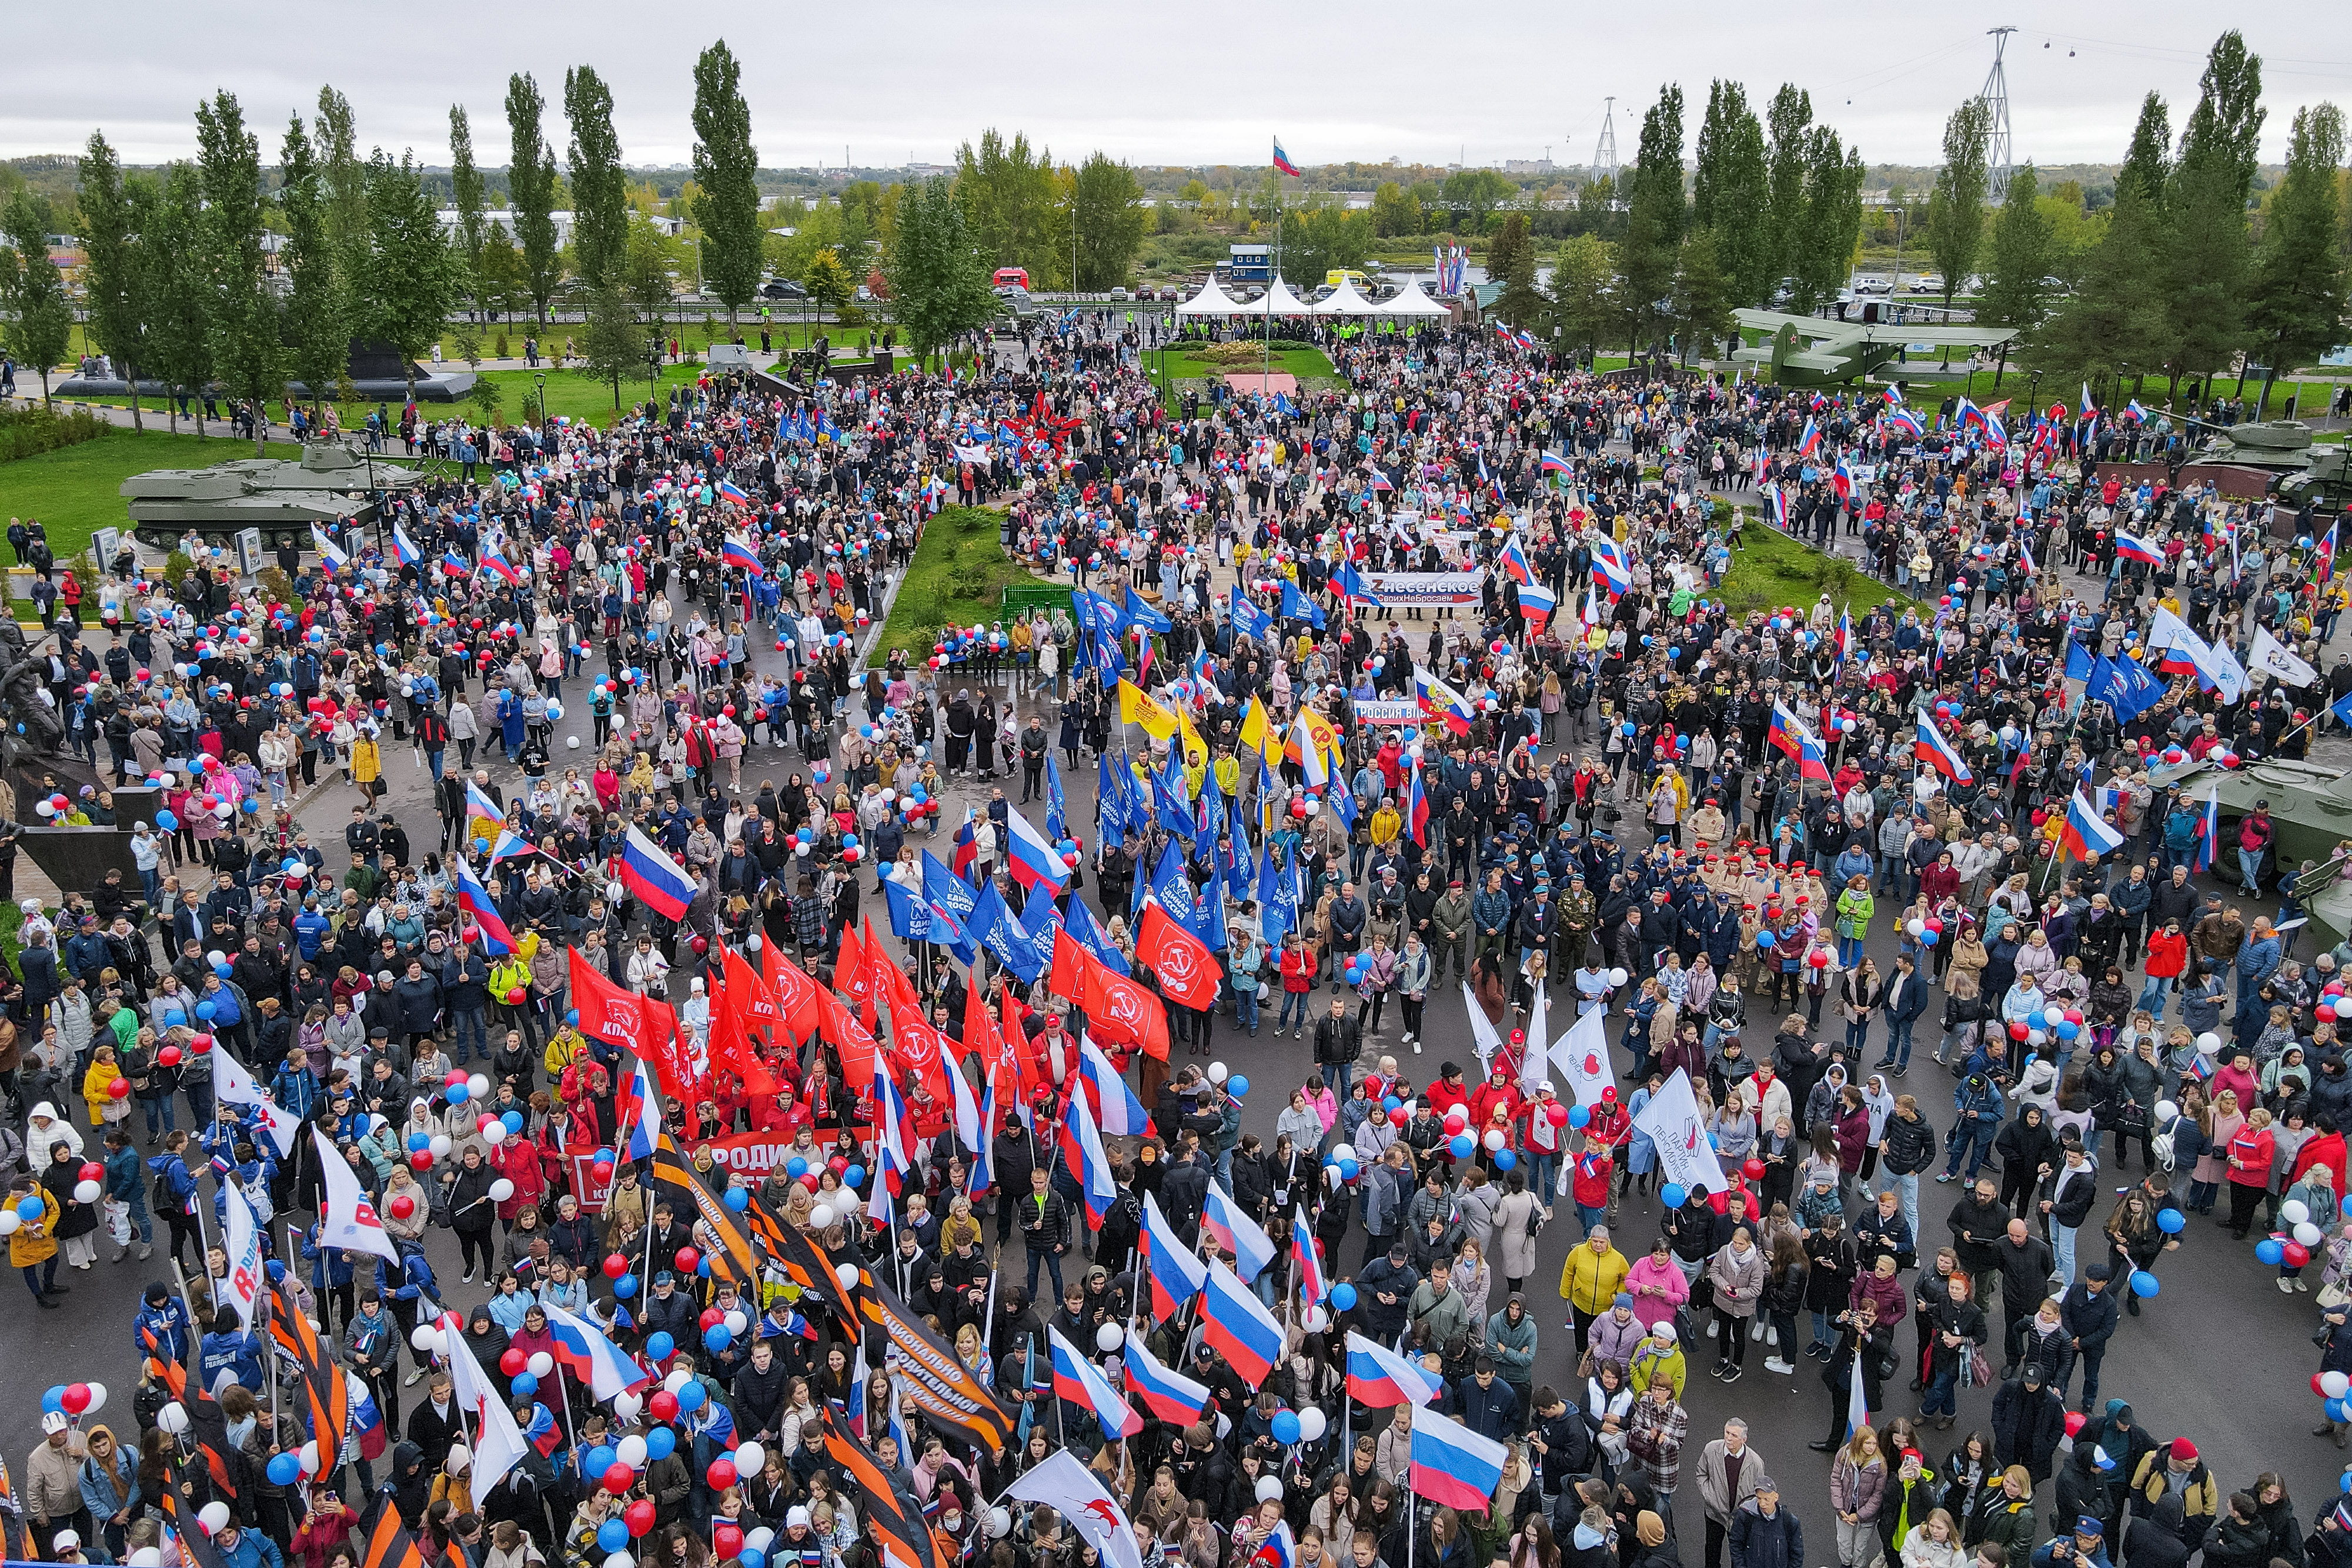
xmin=2170 ymin=1438 xmax=2198 ymax=1463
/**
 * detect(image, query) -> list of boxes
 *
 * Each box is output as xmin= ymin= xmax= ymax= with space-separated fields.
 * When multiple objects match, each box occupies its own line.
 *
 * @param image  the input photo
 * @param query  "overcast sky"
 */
xmin=7 ymin=1 xmax=2348 ymax=175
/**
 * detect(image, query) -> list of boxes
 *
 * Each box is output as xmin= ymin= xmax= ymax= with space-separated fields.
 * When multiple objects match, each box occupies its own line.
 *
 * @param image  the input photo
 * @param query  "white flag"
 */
xmin=215 ymin=1050 xmax=300 ymax=1158
xmin=1462 ymin=981 xmax=1503 ymax=1075
xmin=2248 ymin=624 xmax=2317 ymax=688
xmin=440 ymin=1311 xmax=529 ymax=1508
xmin=1629 ymin=1069 xmax=1729 ymax=1195
xmin=2148 ymin=606 xmax=2246 ymax=705
xmin=311 ymin=1126 xmax=400 ymax=1262
xmin=219 ymin=1183 xmax=265 ymax=1332
xmin=1004 ymin=1451 xmax=1147 ymax=1568
xmin=1547 ymin=999 xmax=1617 ymax=1110
xmin=1519 ymin=981 xmax=1551 ymax=1096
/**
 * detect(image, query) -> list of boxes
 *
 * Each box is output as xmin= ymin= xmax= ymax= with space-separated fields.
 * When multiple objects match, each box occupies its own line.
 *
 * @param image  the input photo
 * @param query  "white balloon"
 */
xmin=2298 ymin=1222 xmax=2326 ymax=1249
xmin=468 ymin=1073 xmax=491 ymax=1099
xmin=615 ymin=1435 xmax=648 ymax=1469
xmin=1482 ymin=1129 xmax=1506 ymax=1152
xmin=745 ymin=1529 xmax=776 ymax=1555
xmin=300 ymin=1440 xmax=320 ymax=1475
xmin=734 ymin=1444 xmax=766 ymax=1479
xmin=2284 ymin=1199 xmax=2313 ymax=1226
xmin=834 ymin=1262 xmax=861 ymax=1289
xmin=0 ymin=1211 xmax=21 ymax=1236
xmin=1097 ymin=1323 xmax=1124 ymax=1352
xmin=156 ymin=1402 xmax=189 ymax=1436
xmin=81 ymin=1382 xmax=106 ymax=1416
xmin=1905 ymin=919 xmax=1926 ymax=938
xmin=2154 ymin=1099 xmax=2180 ymax=1124
xmin=567 ymin=735 xmax=582 ymax=750
xmin=2327 ymin=1372 xmax=2352 ymax=1400
xmin=1255 ymin=1476 xmax=1284 ymax=1503
xmin=482 ymin=1122 xmax=507 ymax=1146
xmin=746 ymin=933 xmax=763 ymax=952
xmin=1608 ymin=968 xmax=1629 ymax=987
xmin=73 ymin=1180 xmax=100 ymax=1203
xmin=665 ymin=1368 xmax=694 ymax=1394
xmin=809 ymin=1203 xmax=836 ymax=1229
xmin=1297 ymin=1407 xmax=1328 ymax=1442
xmin=129 ymin=1551 xmax=163 ymax=1567
xmin=429 ymin=1135 xmax=452 ymax=1159
xmin=724 ymin=1310 xmax=749 ymax=1337
xmin=608 ymin=880 xmax=627 ymax=903
xmin=986 ymin=1509 xmax=1013 ymax=1541
xmin=1208 ymin=1061 xmax=1230 ymax=1084
xmin=528 ymin=1352 xmax=554 ymax=1379
xmin=410 ymin=1325 xmax=444 ymax=1353
xmin=612 ymin=1392 xmax=642 ymax=1424
xmin=2196 ymin=1032 xmax=2222 ymax=1055
xmin=489 ymin=1178 xmax=516 ymax=1202
xmin=605 ymin=1553 xmax=636 ymax=1568
xmin=1301 ymin=1306 xmax=1329 ymax=1333
xmin=199 ymin=1503 xmax=231 ymax=1536
xmin=1329 ymin=1144 xmax=1355 ymax=1165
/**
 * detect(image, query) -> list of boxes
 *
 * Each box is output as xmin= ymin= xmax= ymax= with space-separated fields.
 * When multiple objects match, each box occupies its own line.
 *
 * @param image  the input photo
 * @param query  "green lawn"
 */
xmin=1719 ymin=514 xmax=1926 ymax=619
xmin=1 ymin=429 xmax=306 ymax=563
xmin=872 ymin=506 xmax=1059 ymax=667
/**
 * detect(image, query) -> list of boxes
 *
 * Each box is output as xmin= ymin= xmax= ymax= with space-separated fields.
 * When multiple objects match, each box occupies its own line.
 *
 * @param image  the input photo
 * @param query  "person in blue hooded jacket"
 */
xmin=198 ymin=1305 xmax=267 ymax=1393
xmin=133 ymin=1280 xmax=193 ymax=1363
xmin=147 ymin=1132 xmax=202 ymax=1270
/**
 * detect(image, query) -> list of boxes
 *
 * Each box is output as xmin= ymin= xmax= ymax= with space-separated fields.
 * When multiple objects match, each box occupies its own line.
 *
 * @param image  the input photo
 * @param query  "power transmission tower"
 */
xmin=1591 ymin=97 xmax=1619 ymax=189
xmin=1980 ymin=25 xmax=2017 ymax=202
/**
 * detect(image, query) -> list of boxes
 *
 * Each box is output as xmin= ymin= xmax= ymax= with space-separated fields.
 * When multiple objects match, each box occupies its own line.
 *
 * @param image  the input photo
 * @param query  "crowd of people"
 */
xmin=2 ymin=310 xmax=2350 ymax=1568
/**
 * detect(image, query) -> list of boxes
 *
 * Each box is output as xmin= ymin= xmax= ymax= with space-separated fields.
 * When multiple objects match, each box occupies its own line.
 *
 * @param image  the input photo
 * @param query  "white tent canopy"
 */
xmin=1174 ymin=277 xmax=1255 ymax=316
xmin=1311 ymin=278 xmax=1379 ymax=316
xmin=1378 ymin=280 xmax=1450 ymax=317
xmin=1250 ymin=280 xmax=1315 ymax=317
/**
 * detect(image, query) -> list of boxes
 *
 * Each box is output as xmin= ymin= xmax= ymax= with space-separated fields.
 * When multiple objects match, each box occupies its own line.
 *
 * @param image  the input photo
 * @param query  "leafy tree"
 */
xmin=802 ymin=248 xmax=854 ymax=312
xmin=476 ymin=227 xmax=527 ymax=324
xmin=315 ymin=86 xmax=370 ymax=312
xmin=2030 ymin=182 xmax=2169 ymax=389
xmin=1573 ymin=175 xmax=1619 ymax=238
xmin=1979 ymin=163 xmax=2057 ymax=329
xmin=505 ymin=73 xmax=562 ymax=320
xmin=1069 ymin=152 xmax=1146 ymax=292
xmin=365 ymin=151 xmax=458 ymax=404
xmin=2178 ymin=30 xmax=2266 ymax=208
xmin=1489 ymin=212 xmax=1544 ymax=327
xmin=279 ymin=115 xmax=349 ymax=413
xmin=196 ymin=91 xmax=280 ymax=454
xmin=0 ymin=191 xmax=74 ymax=409
xmin=1440 ymin=168 xmax=1514 ymax=234
xmin=144 ymin=164 xmax=213 ymax=435
xmin=448 ymin=105 xmax=489 ymax=316
xmin=1669 ymin=227 xmax=1733 ymax=362
xmin=1925 ymin=98 xmax=1992 ymax=311
xmin=1693 ymin=81 xmax=1772 ymax=306
xmin=690 ymin=39 xmax=762 ymax=326
xmin=78 ymin=131 xmax=155 ymax=430
xmin=1764 ymin=84 xmax=1814 ymax=293
xmin=2120 ymin=92 xmax=2173 ymax=210
xmin=1549 ymin=233 xmax=1616 ymax=354
xmin=1791 ymin=128 xmax=1865 ymax=315
xmin=564 ymin=66 xmax=628 ymax=289
xmin=2247 ymin=104 xmax=2349 ymax=387
xmin=579 ymin=276 xmax=644 ymax=411
xmin=622 ymin=211 xmax=680 ymax=323
xmin=1371 ymin=181 xmax=1422 ymax=238
xmin=884 ymin=176 xmax=996 ymax=365
xmin=1618 ymin=83 xmax=1686 ymax=355
xmin=955 ymin=129 xmax=1058 ymax=276
xmin=2161 ymin=32 xmax=2265 ymax=392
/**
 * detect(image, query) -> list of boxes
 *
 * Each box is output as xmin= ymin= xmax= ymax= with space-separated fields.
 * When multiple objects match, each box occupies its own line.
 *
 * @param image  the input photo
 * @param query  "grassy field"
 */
xmin=1718 ymin=514 xmax=1927 ymax=619
xmin=1 ymin=429 xmax=308 ymax=563
xmin=872 ymin=506 xmax=1060 ymax=667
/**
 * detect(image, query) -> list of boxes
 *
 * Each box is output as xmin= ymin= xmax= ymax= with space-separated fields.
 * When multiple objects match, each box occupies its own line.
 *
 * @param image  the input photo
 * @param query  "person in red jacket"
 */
xmin=2140 ymin=917 xmax=2190 ymax=1014
xmin=1278 ymin=933 xmax=1316 ymax=1039
xmin=1571 ymin=1143 xmax=1615 ymax=1232
xmin=1426 ymin=1061 xmax=1472 ymax=1122
xmin=2225 ymin=1107 xmax=2277 ymax=1238
xmin=1467 ymin=1065 xmax=1522 ymax=1134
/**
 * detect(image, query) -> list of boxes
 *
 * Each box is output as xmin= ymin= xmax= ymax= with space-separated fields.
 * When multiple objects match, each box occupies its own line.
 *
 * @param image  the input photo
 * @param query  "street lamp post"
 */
xmin=532 ymin=369 xmax=548 ymax=428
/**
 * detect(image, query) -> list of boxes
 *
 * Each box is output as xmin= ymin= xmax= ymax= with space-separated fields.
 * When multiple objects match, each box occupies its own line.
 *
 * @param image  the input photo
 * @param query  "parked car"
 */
xmin=761 ymin=279 xmax=808 ymax=300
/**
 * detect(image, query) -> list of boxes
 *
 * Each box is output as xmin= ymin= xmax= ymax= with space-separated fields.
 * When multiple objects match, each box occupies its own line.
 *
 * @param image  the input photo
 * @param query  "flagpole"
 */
xmin=552 ymin=1359 xmax=580 ymax=1458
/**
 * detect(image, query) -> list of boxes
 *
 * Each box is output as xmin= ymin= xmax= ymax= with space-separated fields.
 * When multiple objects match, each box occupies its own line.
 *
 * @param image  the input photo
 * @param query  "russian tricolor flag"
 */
xmin=1591 ymin=536 xmax=1632 ymax=600
xmin=1496 ymin=533 xmax=1534 ymax=586
xmin=1796 ymin=418 xmax=1821 ymax=459
xmin=2058 ymin=787 xmax=2126 ymax=862
xmin=722 ymin=534 xmax=764 ymax=576
xmin=1413 ymin=668 xmax=1477 ymax=735
xmin=617 ymin=1055 xmax=662 ymax=1162
xmin=1077 ymin=1040 xmax=1150 ymax=1137
xmin=1768 ymin=704 xmax=1831 ymax=783
xmin=1004 ymin=807 xmax=1073 ymax=895
xmin=1408 ymin=1413 xmax=1509 ymax=1512
xmin=541 ymin=1300 xmax=653 ymax=1400
xmin=1056 ymin=1085 xmax=1117 ymax=1231
xmin=483 ymin=548 xmax=524 ymax=585
xmin=620 ymin=824 xmax=696 ymax=921
xmin=1140 ymin=1192 xmax=1206 ymax=1320
xmin=442 ymin=549 xmax=471 ymax=577
xmin=2114 ymin=531 xmax=2164 ymax=566
xmin=2193 ymin=787 xmax=2219 ymax=875
xmin=1913 ymin=715 xmax=1973 ymax=784
xmin=1048 ymin=1326 xmax=1142 ymax=1442
xmin=1539 ymin=451 xmax=1572 ymax=475
xmin=453 ymin=855 xmax=516 ymax=955
xmin=717 ymin=479 xmax=751 ymax=506
xmin=1291 ymin=1211 xmax=1328 ymax=1305
xmin=1123 ymin=1335 xmax=1211 ymax=1425
xmin=311 ymin=523 xmax=349 ymax=572
xmin=1345 ymin=1330 xmax=1442 ymax=1408
xmin=1200 ymin=1257 xmax=1284 ymax=1385
xmin=1202 ymin=1183 xmax=1277 ymax=1281
xmin=390 ymin=523 xmax=421 ymax=567
xmin=1516 ymin=581 xmax=1555 ymax=635
xmin=466 ymin=782 xmax=505 ymax=836
xmin=1406 ymin=756 xmax=1429 ymax=848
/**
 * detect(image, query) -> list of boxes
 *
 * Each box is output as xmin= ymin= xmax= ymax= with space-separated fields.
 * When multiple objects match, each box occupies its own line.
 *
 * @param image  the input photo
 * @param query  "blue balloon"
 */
xmin=1271 ymin=1410 xmax=1301 ymax=1445
xmin=787 ymin=1156 xmax=808 ymax=1178
xmin=565 ymin=1009 xmax=581 ymax=1027
xmin=2156 ymin=1208 xmax=2186 ymax=1234
xmin=697 ymin=1256 xmax=713 ymax=1278
xmin=447 ymin=1084 xmax=470 ymax=1105
xmin=741 ymin=1551 xmax=767 ymax=1568
xmin=676 ymin=1380 xmax=707 ymax=1413
xmin=2130 ymin=1270 xmax=2160 ymax=1298
xmin=16 ymin=1195 xmax=44 ymax=1221
xmin=196 ymin=1000 xmax=216 ymax=1019
xmin=1330 ymin=1283 xmax=1358 ymax=1311
xmin=1494 ymin=1149 xmax=1518 ymax=1171
xmin=267 ymin=1453 xmax=303 ymax=1486
xmin=2028 ymin=1011 xmax=2047 ymax=1031
xmin=512 ymin=1372 xmax=539 ymax=1398
xmin=843 ymin=834 xmax=859 ymax=850
xmin=1922 ymin=930 xmax=1939 ymax=945
xmin=1568 ymin=1105 xmax=1592 ymax=1128
xmin=599 ymin=1522 xmax=632 ymax=1554
xmin=41 ymin=1386 xmax=66 ymax=1414
xmin=1661 ymin=1183 xmax=1689 ymax=1210
xmin=614 ymin=1273 xmax=638 ymax=1298
xmin=645 ymin=1426 xmax=677 ymax=1460
xmin=646 ymin=1332 xmax=675 ymax=1361
xmin=586 ymin=1445 xmax=616 ymax=1478
xmin=2332 ymin=1399 xmax=2350 ymax=1425
xmin=1229 ymin=1075 xmax=1250 ymax=1098
xmin=1383 ymin=1096 xmax=1402 ymax=1113
xmin=724 ymin=1187 xmax=751 ymax=1211
xmin=705 ymin=1325 xmax=733 ymax=1352
xmin=2342 ymin=1195 xmax=2352 ymax=1221
xmin=408 ymin=1132 xmax=430 ymax=1153
xmin=1339 ymin=1158 xmax=1360 ymax=1180
xmin=2340 ymin=1472 xmax=2352 ymax=1496
xmin=1449 ymin=1134 xmax=1474 ymax=1158
xmin=502 ymin=1111 xmax=525 ymax=1135
xmin=155 ymin=810 xmax=179 ymax=831
xmin=2258 ymin=1237 xmax=2287 ymax=1266
xmin=2056 ymin=1019 xmax=2080 ymax=1041
xmin=1755 ymin=930 xmax=1776 ymax=950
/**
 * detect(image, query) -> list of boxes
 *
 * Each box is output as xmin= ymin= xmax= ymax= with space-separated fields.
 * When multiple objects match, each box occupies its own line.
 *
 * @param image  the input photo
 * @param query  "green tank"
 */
xmin=118 ymin=441 xmax=427 ymax=550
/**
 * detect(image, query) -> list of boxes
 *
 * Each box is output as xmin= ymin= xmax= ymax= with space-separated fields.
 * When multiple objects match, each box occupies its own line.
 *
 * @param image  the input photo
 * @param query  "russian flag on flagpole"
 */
xmin=311 ymin=523 xmax=349 ymax=571
xmin=1768 ymin=704 xmax=1831 ymax=783
xmin=1516 ymin=581 xmax=1555 ymax=634
xmin=1496 ymin=533 xmax=1535 ymax=586
xmin=716 ymin=479 xmax=751 ymax=506
xmin=617 ymin=1055 xmax=662 ymax=1162
xmin=2114 ymin=530 xmax=2164 ymax=565
xmin=1796 ymin=418 xmax=1821 ymax=459
xmin=1140 ymin=1192 xmax=1207 ymax=1320
xmin=483 ymin=547 xmax=524 ymax=585
xmin=1123 ymin=1335 xmax=1211 ymax=1424
xmin=452 ymin=855 xmax=517 ymax=955
xmin=1591 ymin=536 xmax=1632 ymax=600
xmin=1057 ymin=1085 xmax=1118 ymax=1230
xmin=2193 ymin=786 xmax=2219 ymax=875
xmin=1413 ymin=668 xmax=1478 ymax=735
xmin=1200 ymin=1257 xmax=1284 ymax=1385
xmin=1912 ymin=715 xmax=1973 ymax=784
xmin=1201 ymin=1183 xmax=1277 ymax=1281
xmin=1406 ymin=755 xmax=1430 ymax=848
xmin=1291 ymin=1211 xmax=1328 ymax=1305
xmin=541 ymin=1300 xmax=654 ymax=1400
xmin=1845 ymin=1344 xmax=1872 ymax=1439
xmin=466 ymin=782 xmax=505 ymax=835
xmin=1409 ymin=1415 xmax=1510 ymax=1511
xmin=1077 ymin=1040 xmax=1151 ymax=1136
xmin=2058 ymin=787 xmax=2126 ymax=862
xmin=1048 ymin=1326 xmax=1143 ymax=1442
xmin=1345 ymin=1330 xmax=1442 ymax=1408
xmin=1004 ymin=808 xmax=1074 ymax=894
xmin=390 ymin=523 xmax=422 ymax=567
xmin=620 ymin=824 xmax=696 ymax=921
xmin=721 ymin=534 xmax=764 ymax=575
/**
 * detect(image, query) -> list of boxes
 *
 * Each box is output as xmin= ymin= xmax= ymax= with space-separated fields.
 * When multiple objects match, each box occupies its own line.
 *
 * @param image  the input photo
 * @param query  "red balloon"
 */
xmin=707 ymin=1459 xmax=739 ymax=1490
xmin=61 ymin=1384 xmax=91 ymax=1415
xmin=447 ymin=1070 xmax=470 ymax=1088
xmin=190 ymin=1033 xmax=215 ymax=1055
xmin=649 ymin=1390 xmax=680 ymax=1423
xmin=828 ymin=1155 xmax=850 ymax=1174
xmin=592 ymin=1161 xmax=616 ymax=1184
xmin=603 ymin=1462 xmax=635 ymax=1496
xmin=108 ymin=1078 xmax=131 ymax=1099
xmin=691 ymin=935 xmax=710 ymax=955
xmin=714 ymin=1524 xmax=744 ymax=1560
xmin=157 ymin=1045 xmax=183 ymax=1067
xmin=1547 ymin=1104 xmax=1570 ymax=1127
xmin=1742 ymin=1158 xmax=1768 ymax=1181
xmin=700 ymin=1308 xmax=726 ymax=1331
xmin=501 ymin=1348 xmax=529 ymax=1377
xmin=1388 ymin=1107 xmax=1409 ymax=1127
xmin=2317 ymin=1373 xmax=2333 ymax=1398
xmin=2009 ymin=1021 xmax=2032 ymax=1041
xmin=411 ymin=1151 xmax=433 ymax=1171
xmin=1808 ymin=950 xmax=1831 ymax=968
xmin=506 ymin=987 xmax=528 ymax=1005
xmin=2288 ymin=1242 xmax=2313 ymax=1268
xmin=676 ymin=1246 xmax=701 ymax=1273
xmin=78 ymin=1162 xmax=103 ymax=1183
xmin=604 ymin=1253 xmax=630 ymax=1279
xmin=389 ymin=1193 xmax=416 ymax=1219
xmin=2064 ymin=1410 xmax=2087 ymax=1439
xmin=624 ymin=1500 xmax=657 ymax=1538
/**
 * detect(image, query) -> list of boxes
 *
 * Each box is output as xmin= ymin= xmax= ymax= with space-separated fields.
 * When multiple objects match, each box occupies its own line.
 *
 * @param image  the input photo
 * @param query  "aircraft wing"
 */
xmin=1733 ymin=309 xmax=1861 ymax=345
xmin=1780 ymin=350 xmax=1853 ymax=372
xmin=1882 ymin=324 xmax=2020 ymax=347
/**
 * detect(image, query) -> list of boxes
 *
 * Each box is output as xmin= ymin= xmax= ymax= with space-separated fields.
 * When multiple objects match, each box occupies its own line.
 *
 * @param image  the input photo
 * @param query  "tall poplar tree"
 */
xmin=196 ymin=91 xmax=280 ymax=453
xmin=2163 ymin=32 xmax=2266 ymax=393
xmin=144 ymin=164 xmax=213 ymax=435
xmin=279 ymin=114 xmax=349 ymax=413
xmin=1924 ymin=97 xmax=1992 ymax=312
xmin=505 ymin=73 xmax=561 ymax=322
xmin=78 ymin=130 xmax=153 ymax=430
xmin=1763 ymin=85 xmax=1814 ymax=295
xmin=1692 ymin=81 xmax=1770 ymax=306
xmin=0 ymin=193 xmax=74 ymax=410
xmin=2247 ymin=103 xmax=2349 ymax=389
xmin=1618 ymin=83 xmax=1686 ymax=355
xmin=563 ymin=65 xmax=627 ymax=289
xmin=367 ymin=151 xmax=459 ymax=405
xmin=448 ymin=105 xmax=490 ymax=317
xmin=690 ymin=40 xmax=763 ymax=327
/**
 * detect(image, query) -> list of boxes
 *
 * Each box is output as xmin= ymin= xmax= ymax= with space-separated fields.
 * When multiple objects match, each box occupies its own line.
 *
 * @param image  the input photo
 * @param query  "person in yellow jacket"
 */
xmin=1559 ymin=1224 xmax=1631 ymax=1342
xmin=8 ymin=1175 xmax=61 ymax=1303
xmin=80 ymin=1043 xmax=126 ymax=1129
xmin=350 ymin=729 xmax=381 ymax=796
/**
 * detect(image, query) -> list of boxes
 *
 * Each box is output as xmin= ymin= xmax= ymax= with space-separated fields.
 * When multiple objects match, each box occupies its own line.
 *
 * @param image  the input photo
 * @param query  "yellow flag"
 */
xmin=1118 ymin=678 xmax=1180 ymax=743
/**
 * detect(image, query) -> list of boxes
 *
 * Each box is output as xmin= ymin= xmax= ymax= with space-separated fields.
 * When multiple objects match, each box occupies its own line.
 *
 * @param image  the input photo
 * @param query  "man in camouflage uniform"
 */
xmin=1431 ymin=877 xmax=1474 ymax=981
xmin=1558 ymin=872 xmax=1596 ymax=971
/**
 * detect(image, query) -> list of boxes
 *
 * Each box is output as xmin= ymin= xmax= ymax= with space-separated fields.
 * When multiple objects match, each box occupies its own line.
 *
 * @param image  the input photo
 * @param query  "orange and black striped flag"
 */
xmin=821 ymin=1409 xmax=941 ymax=1568
xmin=146 ymin=1315 xmax=240 ymax=1498
xmin=855 ymin=1279 xmax=1015 ymax=1459
xmin=357 ymin=1490 xmax=434 ymax=1568
xmin=269 ymin=1278 xmax=350 ymax=1484
xmin=647 ymin=1125 xmax=759 ymax=1284
xmin=766 ymin=1216 xmax=870 ymax=1344
xmin=0 ymin=1455 xmax=41 ymax=1560
xmin=159 ymin=1488 xmax=233 ymax=1568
